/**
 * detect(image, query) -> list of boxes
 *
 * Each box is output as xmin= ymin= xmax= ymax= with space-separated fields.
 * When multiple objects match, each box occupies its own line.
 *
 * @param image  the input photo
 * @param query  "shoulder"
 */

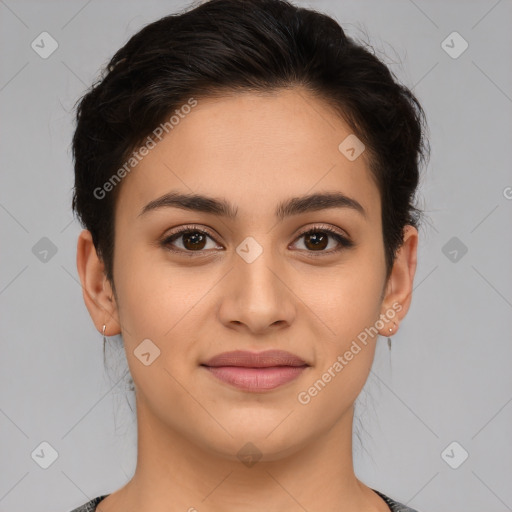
xmin=70 ymin=491 xmax=421 ymax=512
xmin=68 ymin=494 xmax=110 ymax=512
xmin=372 ymin=488 xmax=422 ymax=512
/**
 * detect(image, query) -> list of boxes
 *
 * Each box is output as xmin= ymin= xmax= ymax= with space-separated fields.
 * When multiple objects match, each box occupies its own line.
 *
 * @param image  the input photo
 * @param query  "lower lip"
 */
xmin=202 ymin=365 xmax=308 ymax=392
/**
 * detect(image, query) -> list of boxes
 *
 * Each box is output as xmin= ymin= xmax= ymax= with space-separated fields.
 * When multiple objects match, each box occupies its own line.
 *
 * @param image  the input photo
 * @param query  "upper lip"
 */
xmin=202 ymin=350 xmax=308 ymax=368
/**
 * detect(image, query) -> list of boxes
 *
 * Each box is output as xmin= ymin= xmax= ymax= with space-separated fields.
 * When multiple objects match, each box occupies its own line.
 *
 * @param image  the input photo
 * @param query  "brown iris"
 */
xmin=303 ymin=231 xmax=328 ymax=251
xmin=182 ymin=231 xmax=208 ymax=251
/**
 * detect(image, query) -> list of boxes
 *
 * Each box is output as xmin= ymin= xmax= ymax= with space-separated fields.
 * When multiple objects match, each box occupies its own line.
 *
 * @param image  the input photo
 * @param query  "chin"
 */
xmin=196 ymin=424 xmax=309 ymax=464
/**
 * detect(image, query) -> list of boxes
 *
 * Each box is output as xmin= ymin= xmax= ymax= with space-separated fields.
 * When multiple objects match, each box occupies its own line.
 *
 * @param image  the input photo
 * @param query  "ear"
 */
xmin=378 ymin=224 xmax=418 ymax=335
xmin=76 ymin=229 xmax=120 ymax=336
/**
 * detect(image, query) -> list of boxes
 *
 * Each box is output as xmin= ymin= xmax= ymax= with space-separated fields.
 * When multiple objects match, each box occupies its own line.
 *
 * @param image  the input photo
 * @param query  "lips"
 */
xmin=201 ymin=350 xmax=309 ymax=392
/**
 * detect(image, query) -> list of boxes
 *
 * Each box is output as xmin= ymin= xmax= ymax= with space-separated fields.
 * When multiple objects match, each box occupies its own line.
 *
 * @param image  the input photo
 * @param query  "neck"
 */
xmin=101 ymin=394 xmax=387 ymax=512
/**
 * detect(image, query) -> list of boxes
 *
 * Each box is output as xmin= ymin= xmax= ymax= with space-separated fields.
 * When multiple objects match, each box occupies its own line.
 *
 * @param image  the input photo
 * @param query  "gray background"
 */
xmin=1 ymin=0 xmax=511 ymax=511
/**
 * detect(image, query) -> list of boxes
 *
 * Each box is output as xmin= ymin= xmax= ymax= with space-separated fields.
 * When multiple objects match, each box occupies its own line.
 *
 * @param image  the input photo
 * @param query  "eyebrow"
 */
xmin=138 ymin=191 xmax=367 ymax=220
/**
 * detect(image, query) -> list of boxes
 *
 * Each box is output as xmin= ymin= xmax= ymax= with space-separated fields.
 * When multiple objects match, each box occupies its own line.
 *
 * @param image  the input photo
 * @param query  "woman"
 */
xmin=70 ymin=0 xmax=429 ymax=510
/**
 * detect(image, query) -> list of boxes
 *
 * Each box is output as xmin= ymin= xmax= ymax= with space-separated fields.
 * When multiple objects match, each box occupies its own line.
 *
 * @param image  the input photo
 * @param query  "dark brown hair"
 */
xmin=72 ymin=0 xmax=429 ymax=293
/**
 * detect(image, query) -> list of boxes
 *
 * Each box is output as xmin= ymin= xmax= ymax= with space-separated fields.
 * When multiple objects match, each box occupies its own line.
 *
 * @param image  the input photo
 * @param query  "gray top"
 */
xmin=69 ymin=489 xmax=421 ymax=511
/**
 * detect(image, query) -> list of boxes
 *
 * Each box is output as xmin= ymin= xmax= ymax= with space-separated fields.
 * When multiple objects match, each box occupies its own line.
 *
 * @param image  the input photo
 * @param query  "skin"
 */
xmin=77 ymin=88 xmax=417 ymax=512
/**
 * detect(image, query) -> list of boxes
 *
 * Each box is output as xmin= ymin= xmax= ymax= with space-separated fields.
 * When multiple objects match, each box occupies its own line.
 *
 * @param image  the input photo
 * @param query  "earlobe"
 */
xmin=378 ymin=225 xmax=418 ymax=335
xmin=76 ymin=229 xmax=120 ymax=336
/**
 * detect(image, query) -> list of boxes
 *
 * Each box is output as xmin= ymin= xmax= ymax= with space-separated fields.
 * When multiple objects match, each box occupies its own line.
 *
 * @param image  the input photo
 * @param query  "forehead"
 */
xmin=115 ymin=88 xmax=380 ymax=224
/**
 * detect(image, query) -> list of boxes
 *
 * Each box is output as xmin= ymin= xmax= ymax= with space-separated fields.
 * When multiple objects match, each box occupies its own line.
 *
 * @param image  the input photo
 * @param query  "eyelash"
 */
xmin=161 ymin=224 xmax=354 ymax=257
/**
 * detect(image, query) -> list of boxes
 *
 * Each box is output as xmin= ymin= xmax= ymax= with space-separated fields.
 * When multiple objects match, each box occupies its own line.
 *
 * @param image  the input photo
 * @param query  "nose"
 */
xmin=217 ymin=247 xmax=296 ymax=335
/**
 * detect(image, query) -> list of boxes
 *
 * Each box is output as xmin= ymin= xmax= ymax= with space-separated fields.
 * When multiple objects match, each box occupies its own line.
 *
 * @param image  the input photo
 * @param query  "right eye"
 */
xmin=161 ymin=225 xmax=223 ymax=255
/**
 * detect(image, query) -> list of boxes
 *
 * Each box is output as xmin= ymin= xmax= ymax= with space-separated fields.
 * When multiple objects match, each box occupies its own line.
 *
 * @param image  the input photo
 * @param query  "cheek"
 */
xmin=113 ymin=246 xmax=212 ymax=353
xmin=299 ymin=260 xmax=384 ymax=343
xmin=292 ymin=266 xmax=384 ymax=429
xmin=111 ymin=246 xmax=166 ymax=350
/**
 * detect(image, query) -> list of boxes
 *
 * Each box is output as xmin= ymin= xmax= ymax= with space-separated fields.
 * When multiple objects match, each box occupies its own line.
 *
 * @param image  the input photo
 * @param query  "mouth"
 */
xmin=201 ymin=350 xmax=310 ymax=392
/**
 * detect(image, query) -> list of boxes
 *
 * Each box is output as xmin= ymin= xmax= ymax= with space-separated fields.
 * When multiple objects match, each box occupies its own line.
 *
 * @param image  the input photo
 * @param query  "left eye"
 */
xmin=291 ymin=227 xmax=353 ymax=253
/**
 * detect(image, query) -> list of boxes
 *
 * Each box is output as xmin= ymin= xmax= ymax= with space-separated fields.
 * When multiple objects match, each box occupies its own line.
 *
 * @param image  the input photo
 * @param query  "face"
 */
xmin=79 ymin=88 xmax=416 ymax=462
